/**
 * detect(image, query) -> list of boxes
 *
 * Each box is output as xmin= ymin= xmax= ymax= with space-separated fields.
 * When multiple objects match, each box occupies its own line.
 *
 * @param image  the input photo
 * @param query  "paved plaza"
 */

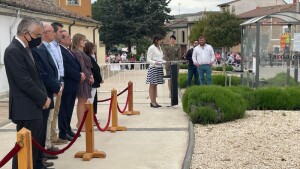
xmin=0 ymin=69 xmax=190 ymax=169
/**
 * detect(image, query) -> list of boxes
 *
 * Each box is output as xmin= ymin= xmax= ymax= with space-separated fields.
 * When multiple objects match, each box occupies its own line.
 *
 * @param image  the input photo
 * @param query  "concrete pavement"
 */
xmin=0 ymin=69 xmax=190 ymax=169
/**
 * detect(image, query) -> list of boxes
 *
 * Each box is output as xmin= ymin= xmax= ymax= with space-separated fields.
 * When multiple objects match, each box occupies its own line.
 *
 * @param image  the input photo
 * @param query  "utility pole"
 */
xmin=297 ymin=0 xmax=299 ymax=13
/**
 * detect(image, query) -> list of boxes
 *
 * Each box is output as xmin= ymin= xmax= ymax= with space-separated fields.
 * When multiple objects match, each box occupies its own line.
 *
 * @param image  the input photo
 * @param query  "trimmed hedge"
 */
xmin=212 ymin=65 xmax=233 ymax=71
xmin=182 ymin=85 xmax=300 ymax=124
xmin=179 ymin=64 xmax=188 ymax=69
xmin=261 ymin=72 xmax=295 ymax=87
xmin=178 ymin=73 xmax=240 ymax=88
xmin=183 ymin=85 xmax=247 ymax=124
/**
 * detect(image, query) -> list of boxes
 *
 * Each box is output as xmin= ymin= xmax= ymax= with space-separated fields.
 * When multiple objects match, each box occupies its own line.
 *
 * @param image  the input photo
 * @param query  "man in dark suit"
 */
xmin=58 ymin=30 xmax=85 ymax=141
xmin=31 ymin=23 xmax=62 ymax=167
xmin=4 ymin=17 xmax=51 ymax=169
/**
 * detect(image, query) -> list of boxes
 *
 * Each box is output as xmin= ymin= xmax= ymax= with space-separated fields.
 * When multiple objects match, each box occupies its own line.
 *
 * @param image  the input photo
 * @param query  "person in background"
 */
xmin=146 ymin=34 xmax=165 ymax=108
xmin=186 ymin=40 xmax=200 ymax=86
xmin=84 ymin=41 xmax=104 ymax=115
xmin=192 ymin=35 xmax=215 ymax=85
xmin=215 ymin=51 xmax=221 ymax=65
xmin=161 ymin=35 xmax=181 ymax=97
xmin=4 ymin=17 xmax=51 ymax=169
xmin=58 ymin=30 xmax=85 ymax=142
xmin=129 ymin=54 xmax=136 ymax=70
xmin=140 ymin=53 xmax=145 ymax=69
xmin=72 ymin=33 xmax=94 ymax=131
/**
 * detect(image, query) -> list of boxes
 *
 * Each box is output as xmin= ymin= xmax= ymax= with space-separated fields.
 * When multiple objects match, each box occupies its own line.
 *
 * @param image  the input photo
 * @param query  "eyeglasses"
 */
xmin=44 ymin=30 xmax=55 ymax=34
xmin=29 ymin=31 xmax=42 ymax=38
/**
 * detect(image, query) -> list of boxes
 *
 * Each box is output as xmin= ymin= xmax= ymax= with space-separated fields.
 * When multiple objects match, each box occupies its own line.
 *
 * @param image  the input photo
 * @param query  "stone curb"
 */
xmin=182 ymin=121 xmax=195 ymax=169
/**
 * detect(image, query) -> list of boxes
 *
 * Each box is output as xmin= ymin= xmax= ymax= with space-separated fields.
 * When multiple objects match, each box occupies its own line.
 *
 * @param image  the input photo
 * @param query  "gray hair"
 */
xmin=17 ymin=17 xmax=43 ymax=36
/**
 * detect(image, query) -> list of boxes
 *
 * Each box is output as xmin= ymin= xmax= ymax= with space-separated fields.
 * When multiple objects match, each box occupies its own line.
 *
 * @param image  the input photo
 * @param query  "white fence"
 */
xmin=98 ymin=62 xmax=149 ymax=93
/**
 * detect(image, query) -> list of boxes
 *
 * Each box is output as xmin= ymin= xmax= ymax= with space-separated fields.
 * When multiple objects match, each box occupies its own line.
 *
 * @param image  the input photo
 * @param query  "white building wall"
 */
xmin=0 ymin=11 xmax=102 ymax=96
xmin=228 ymin=0 xmax=287 ymax=15
xmin=0 ymin=15 xmax=21 ymax=95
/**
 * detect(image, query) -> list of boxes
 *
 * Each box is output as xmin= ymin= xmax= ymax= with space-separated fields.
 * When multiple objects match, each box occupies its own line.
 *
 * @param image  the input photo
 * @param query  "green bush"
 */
xmin=262 ymin=72 xmax=295 ymax=87
xmin=228 ymin=86 xmax=255 ymax=110
xmin=178 ymin=73 xmax=189 ymax=88
xmin=182 ymin=85 xmax=247 ymax=124
xmin=178 ymin=73 xmax=240 ymax=88
xmin=213 ymin=65 xmax=233 ymax=71
xmin=179 ymin=64 xmax=188 ymax=69
xmin=212 ymin=74 xmax=240 ymax=86
xmin=251 ymin=87 xmax=291 ymax=110
xmin=286 ymin=86 xmax=300 ymax=110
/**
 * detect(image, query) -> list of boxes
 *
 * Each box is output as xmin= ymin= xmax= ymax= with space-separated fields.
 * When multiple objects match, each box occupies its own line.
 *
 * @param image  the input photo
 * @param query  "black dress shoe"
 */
xmin=156 ymin=104 xmax=162 ymax=107
xmin=68 ymin=131 xmax=81 ymax=137
xmin=65 ymin=134 xmax=74 ymax=141
xmin=150 ymin=103 xmax=159 ymax=108
xmin=47 ymin=146 xmax=60 ymax=151
xmin=43 ymin=160 xmax=54 ymax=168
xmin=43 ymin=153 xmax=58 ymax=160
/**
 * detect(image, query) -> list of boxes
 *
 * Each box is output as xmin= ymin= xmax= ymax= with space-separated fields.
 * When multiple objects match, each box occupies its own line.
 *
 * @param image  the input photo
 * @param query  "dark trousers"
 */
xmin=36 ymin=109 xmax=50 ymax=168
xmin=93 ymin=91 xmax=98 ymax=114
xmin=12 ymin=118 xmax=43 ymax=169
xmin=187 ymin=66 xmax=200 ymax=86
xmin=58 ymin=92 xmax=76 ymax=139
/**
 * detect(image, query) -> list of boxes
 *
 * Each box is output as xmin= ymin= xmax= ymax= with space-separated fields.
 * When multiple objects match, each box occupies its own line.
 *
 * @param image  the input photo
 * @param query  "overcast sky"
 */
xmin=91 ymin=0 xmax=294 ymax=15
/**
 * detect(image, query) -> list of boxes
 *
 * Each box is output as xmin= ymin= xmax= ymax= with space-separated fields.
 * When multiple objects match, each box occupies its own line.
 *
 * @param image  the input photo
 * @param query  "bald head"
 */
xmin=43 ymin=23 xmax=55 ymax=43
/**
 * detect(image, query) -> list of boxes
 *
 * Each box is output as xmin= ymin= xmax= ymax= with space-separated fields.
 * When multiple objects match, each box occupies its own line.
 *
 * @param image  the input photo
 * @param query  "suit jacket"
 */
xmin=31 ymin=44 xmax=61 ymax=109
xmin=60 ymin=45 xmax=81 ymax=93
xmin=4 ymin=38 xmax=48 ymax=121
xmin=88 ymin=55 xmax=102 ymax=88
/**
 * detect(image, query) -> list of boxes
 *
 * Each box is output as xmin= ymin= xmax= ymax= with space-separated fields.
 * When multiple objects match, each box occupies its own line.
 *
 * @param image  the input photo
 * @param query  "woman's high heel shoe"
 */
xmin=156 ymin=104 xmax=162 ymax=107
xmin=150 ymin=103 xmax=159 ymax=108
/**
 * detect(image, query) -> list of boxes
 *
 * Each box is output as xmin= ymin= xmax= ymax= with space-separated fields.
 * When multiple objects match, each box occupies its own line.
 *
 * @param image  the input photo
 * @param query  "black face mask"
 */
xmin=24 ymin=33 xmax=42 ymax=48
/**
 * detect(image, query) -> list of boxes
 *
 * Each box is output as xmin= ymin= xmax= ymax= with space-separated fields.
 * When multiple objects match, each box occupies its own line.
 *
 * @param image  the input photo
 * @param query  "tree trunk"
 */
xmin=128 ymin=43 xmax=132 ymax=53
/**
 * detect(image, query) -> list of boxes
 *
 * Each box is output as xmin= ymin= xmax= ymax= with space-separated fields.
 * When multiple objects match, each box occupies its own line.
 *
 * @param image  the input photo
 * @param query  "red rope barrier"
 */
xmin=32 ymin=110 xmax=89 ymax=155
xmin=94 ymin=96 xmax=113 ymax=132
xmin=117 ymin=85 xmax=130 ymax=114
xmin=97 ymin=97 xmax=111 ymax=103
xmin=117 ymin=87 xmax=128 ymax=96
xmin=97 ymin=87 xmax=128 ymax=103
xmin=0 ymin=143 xmax=22 ymax=168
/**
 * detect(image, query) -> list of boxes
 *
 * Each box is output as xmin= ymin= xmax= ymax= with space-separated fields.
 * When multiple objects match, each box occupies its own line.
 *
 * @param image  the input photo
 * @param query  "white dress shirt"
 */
xmin=147 ymin=44 xmax=164 ymax=67
xmin=192 ymin=44 xmax=215 ymax=65
xmin=50 ymin=40 xmax=64 ymax=78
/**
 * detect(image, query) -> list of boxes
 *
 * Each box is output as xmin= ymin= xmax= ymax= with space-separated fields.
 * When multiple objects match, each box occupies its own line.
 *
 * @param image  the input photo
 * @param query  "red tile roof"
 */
xmin=0 ymin=0 xmax=100 ymax=24
xmin=238 ymin=4 xmax=296 ymax=19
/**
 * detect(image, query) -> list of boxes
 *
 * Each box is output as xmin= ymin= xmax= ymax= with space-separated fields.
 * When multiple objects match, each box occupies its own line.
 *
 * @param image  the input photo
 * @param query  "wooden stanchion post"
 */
xmin=75 ymin=102 xmax=106 ymax=161
xmin=124 ymin=81 xmax=140 ymax=115
xmin=108 ymin=88 xmax=127 ymax=132
xmin=17 ymin=127 xmax=32 ymax=169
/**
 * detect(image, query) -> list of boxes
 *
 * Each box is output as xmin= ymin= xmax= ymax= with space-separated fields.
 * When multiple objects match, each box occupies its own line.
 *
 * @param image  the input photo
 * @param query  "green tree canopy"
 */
xmin=189 ymin=11 xmax=242 ymax=51
xmin=92 ymin=0 xmax=173 ymax=52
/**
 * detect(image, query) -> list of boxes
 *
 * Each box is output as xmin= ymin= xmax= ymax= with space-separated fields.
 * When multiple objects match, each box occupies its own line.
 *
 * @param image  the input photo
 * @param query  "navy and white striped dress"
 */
xmin=146 ymin=44 xmax=165 ymax=84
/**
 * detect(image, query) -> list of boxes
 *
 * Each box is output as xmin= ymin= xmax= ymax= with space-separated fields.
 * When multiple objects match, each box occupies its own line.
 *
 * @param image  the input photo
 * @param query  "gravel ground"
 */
xmin=190 ymin=110 xmax=300 ymax=169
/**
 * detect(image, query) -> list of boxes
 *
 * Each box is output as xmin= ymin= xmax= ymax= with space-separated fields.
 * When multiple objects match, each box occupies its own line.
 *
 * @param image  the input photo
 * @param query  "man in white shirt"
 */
xmin=192 ymin=36 xmax=215 ymax=85
xmin=49 ymin=22 xmax=65 ymax=144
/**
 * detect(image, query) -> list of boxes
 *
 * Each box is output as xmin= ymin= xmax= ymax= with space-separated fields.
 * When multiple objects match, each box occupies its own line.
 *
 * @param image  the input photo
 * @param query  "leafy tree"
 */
xmin=188 ymin=18 xmax=206 ymax=43
xmin=92 ymin=0 xmax=172 ymax=53
xmin=189 ymin=11 xmax=242 ymax=52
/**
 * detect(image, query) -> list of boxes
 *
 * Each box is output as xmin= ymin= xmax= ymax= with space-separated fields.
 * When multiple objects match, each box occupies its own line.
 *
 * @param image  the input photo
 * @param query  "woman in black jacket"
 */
xmin=84 ymin=41 xmax=104 ymax=114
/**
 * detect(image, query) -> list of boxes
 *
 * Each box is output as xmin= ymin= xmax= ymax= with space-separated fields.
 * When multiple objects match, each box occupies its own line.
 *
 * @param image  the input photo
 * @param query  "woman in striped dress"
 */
xmin=146 ymin=34 xmax=165 ymax=108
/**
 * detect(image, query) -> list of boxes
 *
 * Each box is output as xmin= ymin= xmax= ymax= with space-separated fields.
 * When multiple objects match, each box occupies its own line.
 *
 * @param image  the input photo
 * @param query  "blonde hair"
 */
xmin=72 ymin=33 xmax=86 ymax=50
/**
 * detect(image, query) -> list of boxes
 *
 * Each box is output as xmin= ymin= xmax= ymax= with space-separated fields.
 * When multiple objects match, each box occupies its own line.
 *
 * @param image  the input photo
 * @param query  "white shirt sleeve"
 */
xmin=210 ymin=46 xmax=216 ymax=64
xmin=192 ymin=47 xmax=197 ymax=64
xmin=147 ymin=46 xmax=156 ymax=66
